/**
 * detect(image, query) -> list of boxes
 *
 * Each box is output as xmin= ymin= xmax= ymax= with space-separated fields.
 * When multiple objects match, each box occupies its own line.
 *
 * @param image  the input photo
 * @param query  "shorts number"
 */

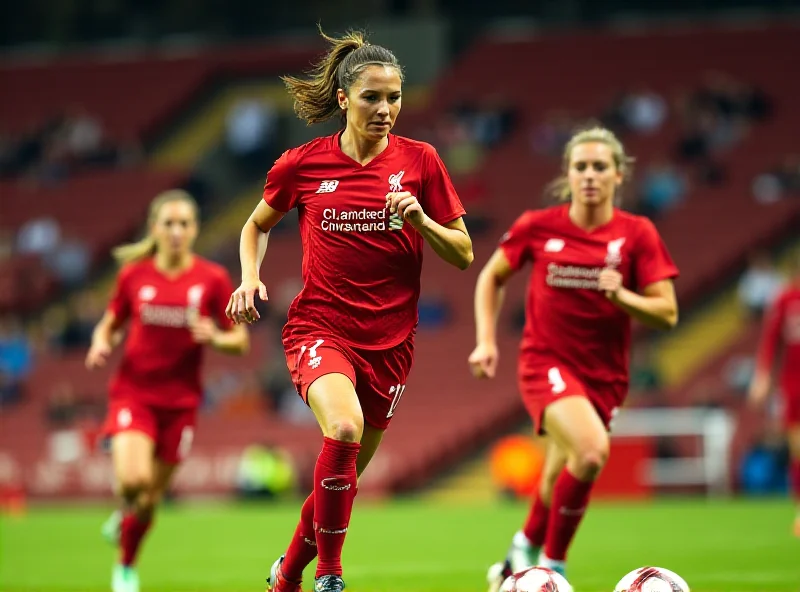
xmin=547 ymin=367 xmax=567 ymax=394
xmin=177 ymin=426 xmax=194 ymax=460
xmin=386 ymin=384 xmax=406 ymax=418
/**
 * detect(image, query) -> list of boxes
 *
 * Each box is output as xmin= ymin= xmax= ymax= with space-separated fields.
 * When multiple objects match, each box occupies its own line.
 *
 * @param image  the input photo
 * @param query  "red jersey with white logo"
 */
xmin=500 ymin=204 xmax=678 ymax=387
xmin=262 ymin=132 xmax=465 ymax=349
xmin=755 ymin=284 xmax=800 ymax=395
xmin=107 ymin=257 xmax=235 ymax=409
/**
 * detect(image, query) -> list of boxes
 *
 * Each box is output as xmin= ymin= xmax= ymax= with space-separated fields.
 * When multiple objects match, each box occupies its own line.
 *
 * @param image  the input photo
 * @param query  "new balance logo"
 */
xmin=316 ymin=180 xmax=339 ymax=193
xmin=388 ymin=170 xmax=405 ymax=192
xmin=321 ymin=477 xmax=351 ymax=491
xmin=544 ymin=238 xmax=565 ymax=253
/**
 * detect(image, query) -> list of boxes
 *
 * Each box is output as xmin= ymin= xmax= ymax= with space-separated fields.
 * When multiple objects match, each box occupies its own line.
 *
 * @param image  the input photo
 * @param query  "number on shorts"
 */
xmin=386 ymin=383 xmax=406 ymax=418
xmin=177 ymin=426 xmax=194 ymax=460
xmin=547 ymin=367 xmax=567 ymax=394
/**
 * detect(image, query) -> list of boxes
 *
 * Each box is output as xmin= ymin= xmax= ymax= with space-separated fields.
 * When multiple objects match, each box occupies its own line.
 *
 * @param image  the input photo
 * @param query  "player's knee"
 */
xmin=327 ymin=418 xmax=363 ymax=443
xmin=118 ymin=474 xmax=152 ymax=501
xmin=572 ymin=445 xmax=609 ymax=480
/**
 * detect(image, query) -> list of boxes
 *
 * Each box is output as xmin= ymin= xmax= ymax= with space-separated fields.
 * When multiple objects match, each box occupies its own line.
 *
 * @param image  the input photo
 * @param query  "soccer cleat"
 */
xmin=537 ymin=552 xmax=567 ymax=579
xmin=314 ymin=574 xmax=346 ymax=592
xmin=266 ymin=555 xmax=302 ymax=592
xmin=507 ymin=532 xmax=539 ymax=574
xmin=111 ymin=564 xmax=139 ymax=592
xmin=102 ymin=510 xmax=122 ymax=546
xmin=486 ymin=560 xmax=513 ymax=592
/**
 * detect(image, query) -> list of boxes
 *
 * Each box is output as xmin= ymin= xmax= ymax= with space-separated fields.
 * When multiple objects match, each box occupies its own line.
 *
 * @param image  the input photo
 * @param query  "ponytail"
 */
xmin=282 ymin=26 xmax=403 ymax=125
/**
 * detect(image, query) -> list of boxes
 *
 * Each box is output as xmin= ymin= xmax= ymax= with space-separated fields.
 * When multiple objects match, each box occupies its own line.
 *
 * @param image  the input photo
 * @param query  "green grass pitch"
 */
xmin=1 ymin=498 xmax=797 ymax=591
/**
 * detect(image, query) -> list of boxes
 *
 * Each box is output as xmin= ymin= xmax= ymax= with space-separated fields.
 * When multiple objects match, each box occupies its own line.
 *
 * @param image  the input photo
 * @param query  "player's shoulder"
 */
xmin=615 ymin=209 xmax=658 ymax=231
xmin=391 ymin=134 xmax=436 ymax=157
xmin=277 ymin=135 xmax=334 ymax=168
xmin=192 ymin=256 xmax=231 ymax=281
xmin=117 ymin=258 xmax=153 ymax=282
xmin=520 ymin=204 xmax=568 ymax=228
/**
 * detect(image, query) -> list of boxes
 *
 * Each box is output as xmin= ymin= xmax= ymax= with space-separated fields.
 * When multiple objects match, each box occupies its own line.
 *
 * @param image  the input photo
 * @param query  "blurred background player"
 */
xmin=85 ymin=190 xmax=249 ymax=592
xmin=225 ymin=28 xmax=473 ymax=592
xmin=749 ymin=252 xmax=800 ymax=537
xmin=468 ymin=127 xmax=679 ymax=585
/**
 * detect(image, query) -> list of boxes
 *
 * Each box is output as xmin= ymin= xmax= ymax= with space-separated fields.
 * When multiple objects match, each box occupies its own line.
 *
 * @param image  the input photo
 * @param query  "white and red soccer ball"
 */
xmin=500 ymin=566 xmax=574 ymax=592
xmin=614 ymin=566 xmax=690 ymax=592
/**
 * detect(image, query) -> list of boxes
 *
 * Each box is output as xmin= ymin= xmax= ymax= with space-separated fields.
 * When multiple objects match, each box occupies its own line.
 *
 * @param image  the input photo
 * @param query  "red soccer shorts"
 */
xmin=102 ymin=399 xmax=197 ymax=464
xmin=783 ymin=389 xmax=800 ymax=428
xmin=518 ymin=359 xmax=625 ymax=434
xmin=284 ymin=334 xmax=414 ymax=430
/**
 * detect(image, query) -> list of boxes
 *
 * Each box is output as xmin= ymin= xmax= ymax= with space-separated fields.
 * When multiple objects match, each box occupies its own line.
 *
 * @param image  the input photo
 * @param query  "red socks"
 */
xmin=522 ymin=496 xmax=549 ymax=547
xmin=544 ymin=470 xmax=593 ymax=561
xmin=281 ymin=494 xmax=318 ymax=581
xmin=313 ymin=437 xmax=360 ymax=577
xmin=120 ymin=511 xmax=152 ymax=567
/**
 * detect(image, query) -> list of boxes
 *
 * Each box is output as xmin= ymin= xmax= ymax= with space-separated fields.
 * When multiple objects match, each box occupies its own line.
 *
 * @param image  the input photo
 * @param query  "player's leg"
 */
xmin=787 ymin=423 xmax=800 ymax=536
xmin=111 ymin=430 xmax=155 ymax=592
xmin=278 ymin=423 xmax=385 ymax=583
xmin=539 ymin=395 xmax=609 ymax=574
xmin=305 ymin=372 xmax=363 ymax=591
xmin=515 ymin=438 xmax=566 ymax=567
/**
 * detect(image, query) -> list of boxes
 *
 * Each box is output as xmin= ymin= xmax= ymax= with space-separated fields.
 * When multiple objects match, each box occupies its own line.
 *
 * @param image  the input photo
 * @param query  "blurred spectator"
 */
xmin=737 ymin=251 xmax=784 ymax=318
xmin=637 ymin=159 xmax=688 ymax=219
xmin=225 ymin=96 xmax=278 ymax=178
xmin=235 ymin=442 xmax=297 ymax=500
xmin=58 ymin=290 xmax=104 ymax=350
xmin=752 ymin=154 xmax=800 ymax=204
xmin=604 ymin=87 xmax=667 ymax=135
xmin=15 ymin=216 xmax=61 ymax=256
xmin=530 ymin=111 xmax=575 ymax=157
xmin=42 ymin=235 xmax=91 ymax=288
xmin=0 ymin=316 xmax=33 ymax=405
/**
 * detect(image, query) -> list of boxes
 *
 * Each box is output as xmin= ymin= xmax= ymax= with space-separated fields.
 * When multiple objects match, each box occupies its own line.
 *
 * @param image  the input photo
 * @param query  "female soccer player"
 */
xmin=86 ymin=189 xmax=249 ymax=592
xmin=749 ymin=253 xmax=800 ymax=537
xmin=469 ymin=127 xmax=679 ymax=585
xmin=225 ymin=28 xmax=472 ymax=592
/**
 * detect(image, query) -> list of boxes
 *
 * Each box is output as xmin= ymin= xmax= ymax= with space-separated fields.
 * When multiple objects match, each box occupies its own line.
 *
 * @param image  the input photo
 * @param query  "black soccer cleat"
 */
xmin=314 ymin=574 xmax=346 ymax=592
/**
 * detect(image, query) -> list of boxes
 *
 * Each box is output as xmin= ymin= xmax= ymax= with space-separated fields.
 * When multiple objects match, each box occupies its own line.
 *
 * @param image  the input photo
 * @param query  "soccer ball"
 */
xmin=501 ymin=567 xmax=574 ymax=592
xmin=614 ymin=566 xmax=690 ymax=592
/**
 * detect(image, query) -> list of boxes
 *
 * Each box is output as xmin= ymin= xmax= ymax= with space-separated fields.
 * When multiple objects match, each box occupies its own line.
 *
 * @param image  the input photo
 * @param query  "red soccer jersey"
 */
xmin=262 ymin=132 xmax=466 ymax=349
xmin=755 ymin=285 xmax=800 ymax=394
xmin=107 ymin=257 xmax=235 ymax=409
xmin=500 ymin=204 xmax=678 ymax=386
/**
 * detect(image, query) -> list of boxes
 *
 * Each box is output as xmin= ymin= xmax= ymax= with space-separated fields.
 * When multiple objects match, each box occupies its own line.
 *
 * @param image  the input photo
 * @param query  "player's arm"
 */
xmin=227 ymin=201 xmax=285 ymax=323
xmin=418 ymin=216 xmax=474 ymax=271
xmin=386 ymin=192 xmax=473 ymax=270
xmin=469 ymin=249 xmax=516 ymax=379
xmin=600 ymin=276 xmax=678 ymax=331
xmin=191 ymin=320 xmax=250 ymax=355
xmin=86 ymin=310 xmax=125 ymax=369
xmin=749 ymin=297 xmax=784 ymax=406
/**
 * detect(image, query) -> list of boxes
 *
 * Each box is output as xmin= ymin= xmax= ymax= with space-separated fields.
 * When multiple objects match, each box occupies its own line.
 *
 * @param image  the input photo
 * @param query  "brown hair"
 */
xmin=546 ymin=125 xmax=634 ymax=203
xmin=281 ymin=26 xmax=404 ymax=125
xmin=112 ymin=189 xmax=199 ymax=265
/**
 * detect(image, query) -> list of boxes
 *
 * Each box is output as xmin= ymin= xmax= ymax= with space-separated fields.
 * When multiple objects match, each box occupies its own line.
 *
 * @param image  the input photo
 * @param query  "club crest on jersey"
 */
xmin=138 ymin=285 xmax=157 ymax=302
xmin=605 ymin=238 xmax=626 ymax=268
xmin=187 ymin=284 xmax=205 ymax=308
xmin=388 ymin=170 xmax=405 ymax=192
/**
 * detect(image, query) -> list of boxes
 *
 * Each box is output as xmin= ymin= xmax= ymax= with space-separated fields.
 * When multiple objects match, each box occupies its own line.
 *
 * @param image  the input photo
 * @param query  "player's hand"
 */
xmin=226 ymin=278 xmax=268 ymax=324
xmin=598 ymin=268 xmax=624 ymax=299
xmin=468 ymin=342 xmax=499 ymax=379
xmin=189 ymin=316 xmax=218 ymax=345
xmin=386 ymin=191 xmax=428 ymax=229
xmin=85 ymin=340 xmax=112 ymax=370
xmin=747 ymin=373 xmax=770 ymax=409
